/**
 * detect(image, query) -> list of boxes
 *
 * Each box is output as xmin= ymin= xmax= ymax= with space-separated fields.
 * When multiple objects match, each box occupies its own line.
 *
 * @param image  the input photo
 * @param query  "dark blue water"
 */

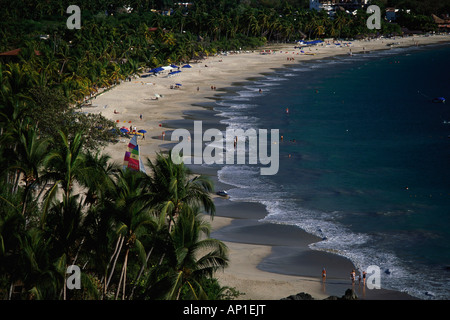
xmin=214 ymin=43 xmax=450 ymax=299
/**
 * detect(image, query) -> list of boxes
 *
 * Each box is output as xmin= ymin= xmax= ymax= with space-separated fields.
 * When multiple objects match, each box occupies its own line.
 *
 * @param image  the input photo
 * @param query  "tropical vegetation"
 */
xmin=0 ymin=123 xmax=234 ymax=299
xmin=1 ymin=0 xmax=447 ymax=300
xmin=0 ymin=1 xmax=435 ymax=124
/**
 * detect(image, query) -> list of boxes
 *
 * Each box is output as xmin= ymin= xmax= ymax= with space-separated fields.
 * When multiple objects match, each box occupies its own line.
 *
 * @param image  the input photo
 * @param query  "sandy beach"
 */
xmin=86 ymin=34 xmax=450 ymax=300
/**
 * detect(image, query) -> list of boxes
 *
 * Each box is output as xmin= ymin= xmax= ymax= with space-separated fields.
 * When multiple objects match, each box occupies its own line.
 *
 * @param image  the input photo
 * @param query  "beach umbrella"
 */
xmin=138 ymin=129 xmax=147 ymax=133
xmin=151 ymin=67 xmax=164 ymax=73
xmin=175 ymin=83 xmax=182 ymax=86
xmin=182 ymin=64 xmax=192 ymax=68
xmin=120 ymin=128 xmax=129 ymax=133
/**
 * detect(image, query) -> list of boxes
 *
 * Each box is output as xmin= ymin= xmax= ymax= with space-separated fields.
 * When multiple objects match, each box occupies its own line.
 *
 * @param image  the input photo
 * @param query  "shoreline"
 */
xmin=88 ymin=34 xmax=450 ymax=300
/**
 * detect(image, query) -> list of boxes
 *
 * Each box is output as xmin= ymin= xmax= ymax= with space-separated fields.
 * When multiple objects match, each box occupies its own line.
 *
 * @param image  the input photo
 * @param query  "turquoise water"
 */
xmin=215 ymin=43 xmax=450 ymax=299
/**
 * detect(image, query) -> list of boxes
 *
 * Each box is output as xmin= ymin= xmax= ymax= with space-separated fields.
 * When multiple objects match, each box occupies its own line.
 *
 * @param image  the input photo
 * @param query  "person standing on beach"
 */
xmin=362 ymin=271 xmax=367 ymax=286
xmin=322 ymin=268 xmax=327 ymax=282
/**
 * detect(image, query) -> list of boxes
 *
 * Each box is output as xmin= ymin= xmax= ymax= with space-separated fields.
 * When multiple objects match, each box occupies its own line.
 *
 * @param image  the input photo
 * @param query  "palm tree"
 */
xmin=145 ymin=153 xmax=215 ymax=230
xmin=112 ymin=169 xmax=151 ymax=300
xmin=82 ymin=152 xmax=118 ymax=208
xmin=44 ymin=194 xmax=86 ymax=299
xmin=98 ymin=168 xmax=157 ymax=300
xmin=19 ymin=228 xmax=64 ymax=300
xmin=0 ymin=184 xmax=26 ymax=299
xmin=128 ymin=206 xmax=168 ymax=300
xmin=41 ymin=131 xmax=87 ymax=211
xmin=164 ymin=205 xmax=228 ymax=300
xmin=334 ymin=11 xmax=349 ymax=39
xmin=7 ymin=122 xmax=51 ymax=216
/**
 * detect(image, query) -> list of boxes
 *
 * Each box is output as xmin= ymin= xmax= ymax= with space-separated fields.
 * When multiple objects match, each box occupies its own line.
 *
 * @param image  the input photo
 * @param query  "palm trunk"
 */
xmin=129 ymin=246 xmax=154 ymax=299
xmin=12 ymin=170 xmax=20 ymax=194
xmin=8 ymin=281 xmax=13 ymax=300
xmin=63 ymin=264 xmax=67 ymax=300
xmin=21 ymin=184 xmax=30 ymax=216
xmin=36 ymin=179 xmax=49 ymax=201
xmin=176 ymin=286 xmax=183 ymax=300
xmin=122 ymin=247 xmax=129 ymax=300
xmin=115 ymin=247 xmax=129 ymax=300
xmin=104 ymin=236 xmax=124 ymax=297
xmin=72 ymin=237 xmax=85 ymax=266
xmin=115 ymin=268 xmax=123 ymax=300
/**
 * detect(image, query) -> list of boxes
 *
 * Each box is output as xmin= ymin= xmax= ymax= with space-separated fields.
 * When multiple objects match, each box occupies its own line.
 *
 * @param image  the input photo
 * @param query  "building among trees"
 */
xmin=310 ymin=0 xmax=369 ymax=14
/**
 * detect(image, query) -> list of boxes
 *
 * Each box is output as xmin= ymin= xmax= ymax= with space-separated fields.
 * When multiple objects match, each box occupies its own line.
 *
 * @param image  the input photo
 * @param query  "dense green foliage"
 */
xmin=0 ymin=1 xmax=407 ymax=121
xmin=0 ymin=129 xmax=233 ymax=299
xmin=0 ymin=0 xmax=445 ymax=300
xmin=385 ymin=0 xmax=450 ymax=15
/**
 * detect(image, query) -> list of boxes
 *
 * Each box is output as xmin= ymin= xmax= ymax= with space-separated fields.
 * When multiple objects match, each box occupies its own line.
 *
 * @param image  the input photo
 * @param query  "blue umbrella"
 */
xmin=151 ymin=67 xmax=164 ymax=73
xmin=120 ymin=128 xmax=129 ymax=133
xmin=138 ymin=129 xmax=147 ymax=133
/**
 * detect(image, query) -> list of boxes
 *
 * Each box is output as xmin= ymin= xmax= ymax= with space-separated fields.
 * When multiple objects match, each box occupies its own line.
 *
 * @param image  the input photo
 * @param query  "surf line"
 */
xmin=171 ymin=120 xmax=280 ymax=175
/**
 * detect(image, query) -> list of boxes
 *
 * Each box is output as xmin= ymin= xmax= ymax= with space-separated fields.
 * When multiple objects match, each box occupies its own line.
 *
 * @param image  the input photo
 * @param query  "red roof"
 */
xmin=0 ymin=48 xmax=41 ymax=56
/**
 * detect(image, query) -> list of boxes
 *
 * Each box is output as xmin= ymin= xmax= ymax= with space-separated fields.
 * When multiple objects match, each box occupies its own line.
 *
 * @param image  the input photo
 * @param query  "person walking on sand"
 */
xmin=351 ymin=269 xmax=356 ymax=284
xmin=322 ymin=268 xmax=327 ymax=282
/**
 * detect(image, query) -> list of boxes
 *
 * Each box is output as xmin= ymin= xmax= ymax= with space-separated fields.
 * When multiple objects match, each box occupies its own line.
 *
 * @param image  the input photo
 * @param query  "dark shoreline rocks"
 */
xmin=281 ymin=289 xmax=358 ymax=301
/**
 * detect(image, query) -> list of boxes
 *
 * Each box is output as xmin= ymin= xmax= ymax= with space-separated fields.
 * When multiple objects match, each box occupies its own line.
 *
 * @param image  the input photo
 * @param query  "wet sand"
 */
xmin=87 ymin=35 xmax=449 ymax=300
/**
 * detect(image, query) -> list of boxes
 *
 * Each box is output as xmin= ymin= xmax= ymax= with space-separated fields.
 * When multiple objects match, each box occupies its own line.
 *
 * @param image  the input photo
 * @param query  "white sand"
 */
xmin=86 ymin=34 xmax=450 ymax=300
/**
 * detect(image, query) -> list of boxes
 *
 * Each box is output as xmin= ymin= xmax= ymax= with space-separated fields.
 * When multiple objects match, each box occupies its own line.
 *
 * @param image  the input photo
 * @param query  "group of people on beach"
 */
xmin=321 ymin=268 xmax=367 ymax=286
xmin=351 ymin=269 xmax=367 ymax=286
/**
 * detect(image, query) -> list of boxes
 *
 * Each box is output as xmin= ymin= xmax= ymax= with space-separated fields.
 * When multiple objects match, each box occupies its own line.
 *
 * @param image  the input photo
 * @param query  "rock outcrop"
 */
xmin=282 ymin=289 xmax=358 ymax=300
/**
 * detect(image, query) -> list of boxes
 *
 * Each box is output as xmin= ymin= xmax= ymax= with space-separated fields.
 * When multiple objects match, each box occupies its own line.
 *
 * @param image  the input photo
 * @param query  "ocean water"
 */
xmin=210 ymin=42 xmax=450 ymax=300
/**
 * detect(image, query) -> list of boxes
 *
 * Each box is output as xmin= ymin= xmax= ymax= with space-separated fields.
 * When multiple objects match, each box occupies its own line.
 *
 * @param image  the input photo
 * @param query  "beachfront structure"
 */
xmin=432 ymin=14 xmax=450 ymax=30
xmin=310 ymin=0 xmax=369 ymax=13
xmin=386 ymin=8 xmax=399 ymax=22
